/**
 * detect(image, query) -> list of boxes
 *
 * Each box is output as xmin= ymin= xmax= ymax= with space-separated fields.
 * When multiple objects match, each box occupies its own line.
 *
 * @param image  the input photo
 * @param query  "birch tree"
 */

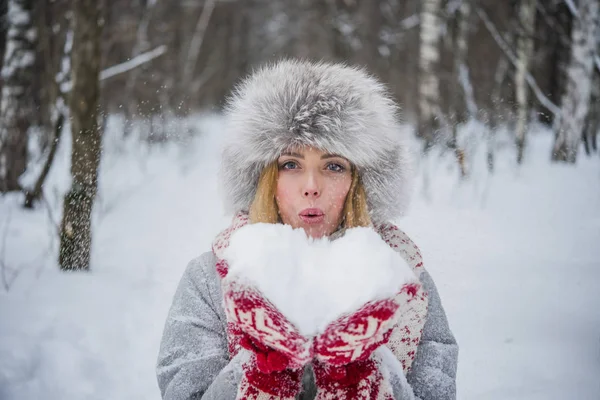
xmin=515 ymin=0 xmax=537 ymax=164
xmin=417 ymin=0 xmax=443 ymax=149
xmin=59 ymin=0 xmax=103 ymax=271
xmin=0 ymin=0 xmax=36 ymax=192
xmin=552 ymin=0 xmax=599 ymax=163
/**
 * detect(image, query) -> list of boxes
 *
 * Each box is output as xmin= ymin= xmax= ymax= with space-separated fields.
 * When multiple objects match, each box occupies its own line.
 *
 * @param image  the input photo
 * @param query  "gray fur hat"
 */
xmin=220 ymin=59 xmax=413 ymax=223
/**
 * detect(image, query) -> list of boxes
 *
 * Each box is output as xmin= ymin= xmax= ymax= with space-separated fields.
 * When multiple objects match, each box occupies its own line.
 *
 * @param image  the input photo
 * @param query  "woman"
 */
xmin=156 ymin=59 xmax=458 ymax=399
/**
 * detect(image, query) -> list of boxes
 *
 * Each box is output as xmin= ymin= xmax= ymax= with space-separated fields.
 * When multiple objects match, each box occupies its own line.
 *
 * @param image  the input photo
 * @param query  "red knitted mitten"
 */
xmin=223 ymin=279 xmax=313 ymax=399
xmin=312 ymin=282 xmax=422 ymax=399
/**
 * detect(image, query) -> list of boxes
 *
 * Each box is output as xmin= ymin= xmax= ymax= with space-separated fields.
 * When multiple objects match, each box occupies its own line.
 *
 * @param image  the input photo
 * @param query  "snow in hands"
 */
xmin=222 ymin=223 xmax=418 ymax=337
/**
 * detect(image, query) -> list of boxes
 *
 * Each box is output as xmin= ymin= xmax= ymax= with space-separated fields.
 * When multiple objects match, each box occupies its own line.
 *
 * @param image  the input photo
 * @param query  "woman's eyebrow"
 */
xmin=321 ymin=153 xmax=345 ymax=160
xmin=279 ymin=152 xmax=346 ymax=160
xmin=280 ymin=151 xmax=304 ymax=159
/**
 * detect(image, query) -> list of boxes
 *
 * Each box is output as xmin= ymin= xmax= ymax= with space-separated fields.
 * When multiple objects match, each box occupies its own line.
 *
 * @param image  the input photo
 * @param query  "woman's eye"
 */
xmin=327 ymin=163 xmax=345 ymax=172
xmin=280 ymin=161 xmax=298 ymax=170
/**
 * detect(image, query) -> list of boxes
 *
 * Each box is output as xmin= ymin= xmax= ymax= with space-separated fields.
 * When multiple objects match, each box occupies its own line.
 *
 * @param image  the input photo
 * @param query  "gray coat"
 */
xmin=156 ymin=252 xmax=458 ymax=399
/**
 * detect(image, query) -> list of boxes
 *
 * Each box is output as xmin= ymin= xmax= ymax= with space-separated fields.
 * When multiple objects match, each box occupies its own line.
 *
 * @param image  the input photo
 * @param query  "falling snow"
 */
xmin=0 ymin=115 xmax=598 ymax=399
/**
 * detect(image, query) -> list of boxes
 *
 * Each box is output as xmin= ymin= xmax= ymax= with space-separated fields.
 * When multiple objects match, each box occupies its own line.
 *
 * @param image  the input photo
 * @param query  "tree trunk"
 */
xmin=515 ymin=0 xmax=537 ymax=164
xmin=488 ymin=55 xmax=511 ymax=173
xmin=182 ymin=0 xmax=215 ymax=93
xmin=540 ymin=2 xmax=572 ymax=126
xmin=24 ymin=27 xmax=72 ymax=208
xmin=0 ymin=0 xmax=8 ymax=76
xmin=124 ymin=0 xmax=156 ymax=137
xmin=449 ymin=0 xmax=471 ymax=178
xmin=23 ymin=114 xmax=64 ymax=208
xmin=227 ymin=0 xmax=249 ymax=83
xmin=552 ymin=0 xmax=598 ymax=163
xmin=582 ymin=29 xmax=600 ymax=155
xmin=357 ymin=0 xmax=383 ymax=73
xmin=59 ymin=0 xmax=103 ymax=271
xmin=417 ymin=0 xmax=443 ymax=150
xmin=582 ymin=67 xmax=599 ymax=155
xmin=0 ymin=0 xmax=37 ymax=192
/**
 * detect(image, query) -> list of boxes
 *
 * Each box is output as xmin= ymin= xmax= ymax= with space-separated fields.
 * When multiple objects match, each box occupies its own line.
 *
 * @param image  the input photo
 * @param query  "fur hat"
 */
xmin=220 ymin=59 xmax=413 ymax=223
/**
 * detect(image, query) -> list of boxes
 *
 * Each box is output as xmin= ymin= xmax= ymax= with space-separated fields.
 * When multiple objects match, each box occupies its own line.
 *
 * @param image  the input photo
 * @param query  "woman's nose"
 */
xmin=302 ymin=173 xmax=321 ymax=198
xmin=303 ymin=189 xmax=320 ymax=198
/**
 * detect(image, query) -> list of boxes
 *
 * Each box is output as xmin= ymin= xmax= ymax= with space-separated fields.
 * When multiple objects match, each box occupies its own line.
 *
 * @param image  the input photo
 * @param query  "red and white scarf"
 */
xmin=212 ymin=212 xmax=429 ymax=399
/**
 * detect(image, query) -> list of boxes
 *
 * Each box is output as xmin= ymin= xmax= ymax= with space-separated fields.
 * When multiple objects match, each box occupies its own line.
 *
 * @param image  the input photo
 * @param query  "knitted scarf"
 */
xmin=212 ymin=212 xmax=429 ymax=399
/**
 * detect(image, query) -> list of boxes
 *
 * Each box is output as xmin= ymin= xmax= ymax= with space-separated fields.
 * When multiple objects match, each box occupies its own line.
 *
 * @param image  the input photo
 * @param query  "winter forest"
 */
xmin=0 ymin=0 xmax=599 ymax=399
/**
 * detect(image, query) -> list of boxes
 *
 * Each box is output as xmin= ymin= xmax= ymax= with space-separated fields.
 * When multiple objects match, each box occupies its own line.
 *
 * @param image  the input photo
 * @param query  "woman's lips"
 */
xmin=299 ymin=208 xmax=325 ymax=224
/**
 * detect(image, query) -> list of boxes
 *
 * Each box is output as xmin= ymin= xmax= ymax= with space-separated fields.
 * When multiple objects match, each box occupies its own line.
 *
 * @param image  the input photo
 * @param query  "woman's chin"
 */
xmin=304 ymin=229 xmax=325 ymax=239
xmin=300 ymin=223 xmax=333 ymax=239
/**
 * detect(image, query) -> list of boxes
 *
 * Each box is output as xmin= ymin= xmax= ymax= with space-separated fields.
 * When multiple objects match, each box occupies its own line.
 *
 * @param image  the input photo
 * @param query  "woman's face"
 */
xmin=276 ymin=147 xmax=352 ymax=238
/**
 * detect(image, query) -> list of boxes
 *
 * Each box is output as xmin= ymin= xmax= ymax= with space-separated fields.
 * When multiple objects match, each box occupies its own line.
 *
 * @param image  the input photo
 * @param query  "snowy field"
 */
xmin=0 ymin=114 xmax=599 ymax=400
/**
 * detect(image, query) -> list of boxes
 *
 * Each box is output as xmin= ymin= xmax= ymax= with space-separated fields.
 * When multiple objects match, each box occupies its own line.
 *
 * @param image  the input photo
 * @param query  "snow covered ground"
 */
xmin=0 ymin=115 xmax=598 ymax=399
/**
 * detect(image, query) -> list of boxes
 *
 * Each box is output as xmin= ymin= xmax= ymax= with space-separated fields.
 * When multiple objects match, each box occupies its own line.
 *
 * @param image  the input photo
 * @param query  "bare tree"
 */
xmin=536 ymin=1 xmax=572 ymax=125
xmin=0 ymin=0 xmax=8 ymax=77
xmin=123 ymin=0 xmax=158 ymax=136
xmin=0 ymin=0 xmax=37 ymax=192
xmin=476 ymin=5 xmax=560 ymax=117
xmin=357 ymin=0 xmax=383 ymax=72
xmin=293 ymin=0 xmax=336 ymax=61
xmin=448 ymin=0 xmax=472 ymax=177
xmin=582 ymin=38 xmax=600 ymax=155
xmin=59 ymin=0 xmax=103 ymax=271
xmin=182 ymin=0 xmax=216 ymax=94
xmin=552 ymin=0 xmax=599 ymax=163
xmin=24 ymin=23 xmax=72 ymax=208
xmin=582 ymin=69 xmax=599 ymax=155
xmin=417 ymin=0 xmax=443 ymax=150
xmin=515 ymin=0 xmax=536 ymax=164
xmin=486 ymin=57 xmax=511 ymax=173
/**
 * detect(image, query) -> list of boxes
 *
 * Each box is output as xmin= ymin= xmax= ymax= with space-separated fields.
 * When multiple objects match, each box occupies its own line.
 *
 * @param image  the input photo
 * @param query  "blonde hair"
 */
xmin=249 ymin=161 xmax=371 ymax=228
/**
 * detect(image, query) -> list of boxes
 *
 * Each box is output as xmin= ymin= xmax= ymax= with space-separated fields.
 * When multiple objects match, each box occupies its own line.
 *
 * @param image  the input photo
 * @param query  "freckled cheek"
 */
xmin=275 ymin=178 xmax=298 ymax=221
xmin=325 ymin=177 xmax=351 ymax=211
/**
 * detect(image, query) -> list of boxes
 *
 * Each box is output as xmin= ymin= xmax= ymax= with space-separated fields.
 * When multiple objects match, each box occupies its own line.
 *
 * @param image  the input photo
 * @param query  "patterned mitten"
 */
xmin=223 ymin=278 xmax=313 ymax=399
xmin=312 ymin=356 xmax=393 ymax=400
xmin=312 ymin=282 xmax=422 ymax=399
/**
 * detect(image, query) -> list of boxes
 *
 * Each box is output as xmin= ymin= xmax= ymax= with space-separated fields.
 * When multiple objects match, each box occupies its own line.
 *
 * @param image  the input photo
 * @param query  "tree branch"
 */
xmin=101 ymin=44 xmax=167 ymax=81
xmin=475 ymin=6 xmax=562 ymax=117
xmin=60 ymin=44 xmax=168 ymax=93
xmin=564 ymin=0 xmax=579 ymax=18
xmin=182 ymin=0 xmax=216 ymax=87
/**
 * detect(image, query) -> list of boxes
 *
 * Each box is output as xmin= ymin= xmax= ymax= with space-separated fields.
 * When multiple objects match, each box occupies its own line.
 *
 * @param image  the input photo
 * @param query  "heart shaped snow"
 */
xmin=222 ymin=223 xmax=417 ymax=336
